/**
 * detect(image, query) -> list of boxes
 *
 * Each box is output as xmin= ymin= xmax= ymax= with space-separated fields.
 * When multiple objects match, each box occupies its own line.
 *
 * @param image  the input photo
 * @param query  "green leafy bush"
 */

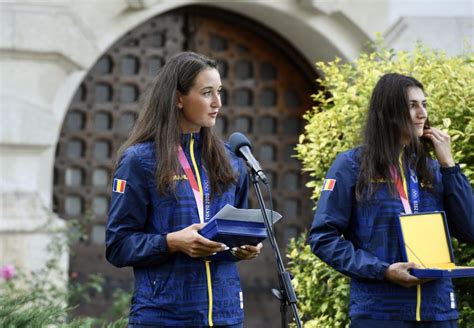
xmin=0 ymin=268 xmax=129 ymax=327
xmin=287 ymin=235 xmax=350 ymax=328
xmin=0 ymin=219 xmax=130 ymax=327
xmin=288 ymin=39 xmax=474 ymax=327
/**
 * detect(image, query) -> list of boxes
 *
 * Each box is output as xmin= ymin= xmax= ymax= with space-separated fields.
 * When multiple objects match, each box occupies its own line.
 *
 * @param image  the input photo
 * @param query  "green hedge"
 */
xmin=288 ymin=39 xmax=474 ymax=327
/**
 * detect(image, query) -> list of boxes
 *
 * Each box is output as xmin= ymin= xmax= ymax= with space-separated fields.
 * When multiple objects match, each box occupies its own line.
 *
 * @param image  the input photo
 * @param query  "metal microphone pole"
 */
xmin=250 ymin=170 xmax=302 ymax=328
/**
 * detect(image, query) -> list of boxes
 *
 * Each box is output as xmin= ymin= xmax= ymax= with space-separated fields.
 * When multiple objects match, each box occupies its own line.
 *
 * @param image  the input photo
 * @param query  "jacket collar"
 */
xmin=180 ymin=132 xmax=201 ymax=149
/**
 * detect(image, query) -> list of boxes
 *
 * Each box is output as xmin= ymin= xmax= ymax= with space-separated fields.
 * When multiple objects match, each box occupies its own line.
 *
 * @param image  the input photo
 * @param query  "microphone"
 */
xmin=228 ymin=132 xmax=268 ymax=184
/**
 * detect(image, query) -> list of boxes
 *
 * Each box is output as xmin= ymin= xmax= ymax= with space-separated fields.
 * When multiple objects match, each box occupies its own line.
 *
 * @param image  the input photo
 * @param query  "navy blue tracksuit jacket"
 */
xmin=308 ymin=148 xmax=474 ymax=321
xmin=106 ymin=133 xmax=249 ymax=326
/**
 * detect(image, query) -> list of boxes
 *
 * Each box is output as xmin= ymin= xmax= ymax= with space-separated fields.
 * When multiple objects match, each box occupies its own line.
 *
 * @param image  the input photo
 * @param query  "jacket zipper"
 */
xmin=416 ymin=285 xmax=421 ymax=321
xmin=400 ymin=160 xmax=422 ymax=321
xmin=190 ymin=134 xmax=214 ymax=326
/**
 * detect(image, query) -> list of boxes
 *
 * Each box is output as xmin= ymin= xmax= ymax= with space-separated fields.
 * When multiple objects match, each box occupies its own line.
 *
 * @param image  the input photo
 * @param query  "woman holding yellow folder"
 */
xmin=308 ymin=73 xmax=474 ymax=328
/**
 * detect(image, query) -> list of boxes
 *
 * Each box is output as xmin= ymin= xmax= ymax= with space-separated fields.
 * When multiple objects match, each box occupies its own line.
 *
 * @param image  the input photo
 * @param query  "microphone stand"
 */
xmin=250 ymin=170 xmax=302 ymax=328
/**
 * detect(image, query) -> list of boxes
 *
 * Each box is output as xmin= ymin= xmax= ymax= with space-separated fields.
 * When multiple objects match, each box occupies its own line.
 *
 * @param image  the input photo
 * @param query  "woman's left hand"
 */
xmin=231 ymin=243 xmax=263 ymax=260
xmin=422 ymin=127 xmax=455 ymax=167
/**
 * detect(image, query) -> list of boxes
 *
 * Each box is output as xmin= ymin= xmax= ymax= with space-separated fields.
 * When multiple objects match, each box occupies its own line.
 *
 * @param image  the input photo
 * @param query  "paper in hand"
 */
xmin=211 ymin=204 xmax=282 ymax=224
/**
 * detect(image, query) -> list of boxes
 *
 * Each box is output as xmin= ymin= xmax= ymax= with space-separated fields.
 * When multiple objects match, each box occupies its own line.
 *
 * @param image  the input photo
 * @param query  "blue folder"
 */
xmin=198 ymin=205 xmax=282 ymax=261
xmin=397 ymin=212 xmax=474 ymax=278
xmin=199 ymin=218 xmax=267 ymax=262
xmin=199 ymin=217 xmax=267 ymax=247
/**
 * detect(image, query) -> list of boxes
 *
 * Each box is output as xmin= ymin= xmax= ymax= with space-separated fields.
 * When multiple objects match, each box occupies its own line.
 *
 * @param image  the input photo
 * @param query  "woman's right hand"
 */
xmin=166 ymin=224 xmax=228 ymax=258
xmin=422 ymin=127 xmax=455 ymax=167
xmin=384 ymin=262 xmax=428 ymax=288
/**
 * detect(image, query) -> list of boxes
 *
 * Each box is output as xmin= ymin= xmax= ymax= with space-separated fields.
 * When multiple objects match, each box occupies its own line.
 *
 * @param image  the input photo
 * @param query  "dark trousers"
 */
xmin=350 ymin=318 xmax=458 ymax=328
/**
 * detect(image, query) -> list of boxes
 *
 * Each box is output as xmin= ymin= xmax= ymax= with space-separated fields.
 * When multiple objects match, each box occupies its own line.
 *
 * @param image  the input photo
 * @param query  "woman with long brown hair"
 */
xmin=106 ymin=52 xmax=262 ymax=327
xmin=308 ymin=73 xmax=473 ymax=328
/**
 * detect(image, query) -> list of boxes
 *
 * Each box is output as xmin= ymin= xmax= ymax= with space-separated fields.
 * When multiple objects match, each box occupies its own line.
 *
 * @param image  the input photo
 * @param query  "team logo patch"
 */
xmin=322 ymin=178 xmax=336 ymax=191
xmin=113 ymin=178 xmax=127 ymax=193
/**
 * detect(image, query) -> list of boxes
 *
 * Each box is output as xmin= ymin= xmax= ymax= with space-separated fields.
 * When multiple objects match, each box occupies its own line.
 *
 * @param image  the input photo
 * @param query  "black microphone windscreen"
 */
xmin=228 ymin=132 xmax=252 ymax=154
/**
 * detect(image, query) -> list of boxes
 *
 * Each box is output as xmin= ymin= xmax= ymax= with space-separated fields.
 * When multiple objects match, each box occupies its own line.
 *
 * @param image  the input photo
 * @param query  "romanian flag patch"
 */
xmin=322 ymin=178 xmax=336 ymax=191
xmin=113 ymin=179 xmax=127 ymax=193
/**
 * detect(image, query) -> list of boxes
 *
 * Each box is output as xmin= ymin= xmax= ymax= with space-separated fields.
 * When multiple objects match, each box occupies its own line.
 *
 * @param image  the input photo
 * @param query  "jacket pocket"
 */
xmin=145 ymin=268 xmax=161 ymax=296
xmin=146 ymin=267 xmax=173 ymax=297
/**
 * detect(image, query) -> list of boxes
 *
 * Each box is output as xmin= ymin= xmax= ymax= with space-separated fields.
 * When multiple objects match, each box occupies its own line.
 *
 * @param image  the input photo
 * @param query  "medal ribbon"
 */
xmin=177 ymin=138 xmax=210 ymax=223
xmin=390 ymin=165 xmax=412 ymax=214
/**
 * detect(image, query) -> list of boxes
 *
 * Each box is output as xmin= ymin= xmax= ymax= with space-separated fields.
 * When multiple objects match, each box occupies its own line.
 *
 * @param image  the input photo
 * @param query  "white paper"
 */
xmin=211 ymin=204 xmax=282 ymax=224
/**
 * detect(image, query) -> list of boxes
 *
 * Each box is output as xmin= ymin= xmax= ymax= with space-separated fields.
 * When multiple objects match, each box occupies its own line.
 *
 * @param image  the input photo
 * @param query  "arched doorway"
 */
xmin=54 ymin=5 xmax=318 ymax=326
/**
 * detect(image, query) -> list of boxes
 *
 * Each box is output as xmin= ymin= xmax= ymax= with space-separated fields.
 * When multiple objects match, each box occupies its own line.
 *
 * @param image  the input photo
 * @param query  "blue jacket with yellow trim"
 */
xmin=106 ymin=133 xmax=249 ymax=326
xmin=308 ymin=148 xmax=474 ymax=321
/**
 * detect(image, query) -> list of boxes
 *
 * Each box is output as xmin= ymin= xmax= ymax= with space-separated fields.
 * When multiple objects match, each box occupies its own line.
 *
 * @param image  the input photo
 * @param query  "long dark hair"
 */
xmin=355 ymin=73 xmax=434 ymax=201
xmin=117 ymin=51 xmax=236 ymax=196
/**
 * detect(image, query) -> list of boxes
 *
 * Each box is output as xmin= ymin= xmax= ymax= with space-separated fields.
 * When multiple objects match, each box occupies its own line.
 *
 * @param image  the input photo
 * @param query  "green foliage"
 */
xmin=100 ymin=288 xmax=133 ymax=324
xmin=0 ymin=218 xmax=131 ymax=327
xmin=289 ymin=38 xmax=474 ymax=327
xmin=287 ymin=235 xmax=350 ymax=328
xmin=0 ymin=291 xmax=64 ymax=327
xmin=0 ymin=272 xmax=129 ymax=328
xmin=297 ymin=38 xmax=474 ymax=201
xmin=68 ymin=273 xmax=105 ymax=306
xmin=452 ymin=239 xmax=474 ymax=327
